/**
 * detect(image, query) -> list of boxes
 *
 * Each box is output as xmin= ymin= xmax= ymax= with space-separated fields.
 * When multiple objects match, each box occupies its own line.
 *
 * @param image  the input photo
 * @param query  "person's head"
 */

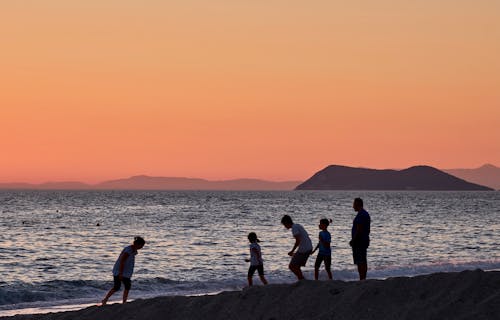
xmin=133 ymin=236 xmax=146 ymax=250
xmin=319 ymin=218 xmax=331 ymax=230
xmin=353 ymin=198 xmax=364 ymax=212
xmin=281 ymin=215 xmax=293 ymax=229
xmin=247 ymin=232 xmax=260 ymax=243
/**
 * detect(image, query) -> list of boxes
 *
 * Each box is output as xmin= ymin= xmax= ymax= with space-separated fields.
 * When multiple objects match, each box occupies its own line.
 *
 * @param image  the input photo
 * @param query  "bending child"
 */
xmin=101 ymin=236 xmax=146 ymax=305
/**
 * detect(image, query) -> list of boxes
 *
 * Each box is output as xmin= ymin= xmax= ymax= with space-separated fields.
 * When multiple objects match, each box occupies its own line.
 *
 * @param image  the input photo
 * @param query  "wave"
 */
xmin=0 ymin=280 xmax=108 ymax=306
xmin=0 ymin=277 xmax=242 ymax=310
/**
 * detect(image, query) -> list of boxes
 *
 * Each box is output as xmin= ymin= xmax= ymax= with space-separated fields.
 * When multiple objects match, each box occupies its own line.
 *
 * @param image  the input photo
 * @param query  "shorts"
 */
xmin=248 ymin=264 xmax=264 ymax=277
xmin=314 ymin=254 xmax=331 ymax=270
xmin=113 ymin=276 xmax=132 ymax=291
xmin=352 ymin=246 xmax=367 ymax=265
xmin=290 ymin=251 xmax=312 ymax=267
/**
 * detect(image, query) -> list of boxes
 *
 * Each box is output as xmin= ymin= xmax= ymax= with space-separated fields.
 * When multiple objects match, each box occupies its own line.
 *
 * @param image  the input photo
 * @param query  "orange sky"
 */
xmin=1 ymin=1 xmax=499 ymax=183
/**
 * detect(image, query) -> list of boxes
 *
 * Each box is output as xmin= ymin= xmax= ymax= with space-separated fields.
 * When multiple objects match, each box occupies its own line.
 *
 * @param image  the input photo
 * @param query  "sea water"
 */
xmin=0 ymin=190 xmax=499 ymax=316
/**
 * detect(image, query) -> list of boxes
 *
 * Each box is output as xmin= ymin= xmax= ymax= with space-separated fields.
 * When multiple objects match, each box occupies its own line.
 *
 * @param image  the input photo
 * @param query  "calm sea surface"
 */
xmin=1 ymin=190 xmax=499 ymax=314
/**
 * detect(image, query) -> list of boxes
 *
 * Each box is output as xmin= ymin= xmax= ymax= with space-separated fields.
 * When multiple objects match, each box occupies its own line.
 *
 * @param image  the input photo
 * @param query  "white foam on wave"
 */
xmin=0 ymin=301 xmax=99 ymax=317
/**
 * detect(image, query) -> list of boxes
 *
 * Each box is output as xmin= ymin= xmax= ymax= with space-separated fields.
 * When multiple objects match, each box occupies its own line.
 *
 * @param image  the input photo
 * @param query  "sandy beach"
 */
xmin=3 ymin=270 xmax=498 ymax=320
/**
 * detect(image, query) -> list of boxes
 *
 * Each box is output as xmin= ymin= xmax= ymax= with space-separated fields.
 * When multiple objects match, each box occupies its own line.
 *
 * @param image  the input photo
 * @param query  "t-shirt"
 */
xmin=292 ymin=223 xmax=313 ymax=253
xmin=249 ymin=243 xmax=263 ymax=266
xmin=318 ymin=230 xmax=332 ymax=256
xmin=352 ymin=209 xmax=371 ymax=247
xmin=112 ymin=245 xmax=137 ymax=278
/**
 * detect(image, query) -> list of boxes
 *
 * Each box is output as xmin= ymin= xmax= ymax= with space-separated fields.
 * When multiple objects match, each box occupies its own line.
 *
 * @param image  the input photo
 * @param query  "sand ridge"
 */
xmin=4 ymin=270 xmax=499 ymax=320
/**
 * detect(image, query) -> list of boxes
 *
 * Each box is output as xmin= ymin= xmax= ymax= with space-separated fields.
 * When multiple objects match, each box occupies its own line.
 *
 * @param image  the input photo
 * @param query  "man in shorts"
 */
xmin=281 ymin=215 xmax=313 ymax=280
xmin=350 ymin=198 xmax=371 ymax=280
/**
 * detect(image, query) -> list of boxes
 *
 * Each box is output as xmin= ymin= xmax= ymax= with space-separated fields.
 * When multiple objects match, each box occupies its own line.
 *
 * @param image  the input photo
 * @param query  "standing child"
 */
xmin=101 ymin=236 xmax=146 ymax=305
xmin=311 ymin=219 xmax=332 ymax=280
xmin=244 ymin=232 xmax=268 ymax=286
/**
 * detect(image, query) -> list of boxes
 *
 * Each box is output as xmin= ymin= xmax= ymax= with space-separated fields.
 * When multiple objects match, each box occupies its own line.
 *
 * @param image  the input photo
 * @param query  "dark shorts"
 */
xmin=314 ymin=254 xmax=331 ymax=270
xmin=248 ymin=264 xmax=264 ymax=277
xmin=113 ymin=276 xmax=132 ymax=291
xmin=352 ymin=247 xmax=367 ymax=265
xmin=290 ymin=251 xmax=312 ymax=267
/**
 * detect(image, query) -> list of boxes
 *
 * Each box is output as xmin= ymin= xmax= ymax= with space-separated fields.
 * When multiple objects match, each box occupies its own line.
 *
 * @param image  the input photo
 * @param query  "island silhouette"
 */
xmin=295 ymin=165 xmax=493 ymax=191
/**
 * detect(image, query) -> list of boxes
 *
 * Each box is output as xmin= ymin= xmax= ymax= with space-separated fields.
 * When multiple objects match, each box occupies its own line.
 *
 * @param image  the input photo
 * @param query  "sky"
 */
xmin=1 ymin=1 xmax=499 ymax=183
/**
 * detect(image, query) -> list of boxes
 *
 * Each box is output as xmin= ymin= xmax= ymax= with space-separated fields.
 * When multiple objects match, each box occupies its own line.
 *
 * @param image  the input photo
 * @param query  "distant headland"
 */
xmin=295 ymin=165 xmax=494 ymax=191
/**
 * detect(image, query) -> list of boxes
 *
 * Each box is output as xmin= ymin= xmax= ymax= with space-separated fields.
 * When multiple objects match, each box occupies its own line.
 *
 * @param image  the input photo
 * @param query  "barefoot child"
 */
xmin=311 ymin=219 xmax=332 ymax=280
xmin=101 ymin=236 xmax=146 ymax=305
xmin=245 ymin=232 xmax=268 ymax=286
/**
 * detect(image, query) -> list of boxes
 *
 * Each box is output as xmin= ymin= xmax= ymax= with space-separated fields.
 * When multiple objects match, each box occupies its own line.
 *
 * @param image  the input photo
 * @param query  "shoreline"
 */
xmin=0 ymin=291 xmax=225 ymax=318
xmin=2 ymin=269 xmax=499 ymax=320
xmin=3 ymin=266 xmax=499 ymax=318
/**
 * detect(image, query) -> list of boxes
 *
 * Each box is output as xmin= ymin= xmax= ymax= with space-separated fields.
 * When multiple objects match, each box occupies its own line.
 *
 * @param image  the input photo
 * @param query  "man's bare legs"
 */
xmin=357 ymin=263 xmax=367 ymax=280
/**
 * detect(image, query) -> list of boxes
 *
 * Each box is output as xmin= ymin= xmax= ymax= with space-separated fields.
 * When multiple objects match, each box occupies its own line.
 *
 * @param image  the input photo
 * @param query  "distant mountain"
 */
xmin=0 ymin=176 xmax=301 ymax=191
xmin=0 ymin=181 xmax=91 ymax=190
xmin=295 ymin=165 xmax=493 ymax=191
xmin=444 ymin=164 xmax=500 ymax=190
xmin=96 ymin=175 xmax=301 ymax=190
xmin=0 ymin=183 xmax=36 ymax=189
xmin=38 ymin=181 xmax=92 ymax=189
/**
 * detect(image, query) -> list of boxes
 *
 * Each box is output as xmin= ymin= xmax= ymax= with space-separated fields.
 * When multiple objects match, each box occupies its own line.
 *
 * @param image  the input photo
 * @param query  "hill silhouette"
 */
xmin=0 ymin=181 xmax=91 ymax=190
xmin=295 ymin=165 xmax=493 ymax=190
xmin=0 ymin=176 xmax=301 ymax=191
xmin=96 ymin=175 xmax=301 ymax=190
xmin=445 ymin=164 xmax=500 ymax=190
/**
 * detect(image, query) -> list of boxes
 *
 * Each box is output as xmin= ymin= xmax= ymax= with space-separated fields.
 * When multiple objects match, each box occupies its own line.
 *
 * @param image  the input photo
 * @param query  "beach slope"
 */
xmin=4 ymin=270 xmax=499 ymax=320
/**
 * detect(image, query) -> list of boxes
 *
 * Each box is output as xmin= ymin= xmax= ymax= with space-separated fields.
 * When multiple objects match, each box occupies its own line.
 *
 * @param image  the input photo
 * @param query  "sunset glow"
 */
xmin=1 ymin=1 xmax=499 ymax=183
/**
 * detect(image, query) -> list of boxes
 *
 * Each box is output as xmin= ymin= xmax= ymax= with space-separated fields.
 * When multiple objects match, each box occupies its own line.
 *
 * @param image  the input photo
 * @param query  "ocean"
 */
xmin=1 ymin=190 xmax=499 ymax=316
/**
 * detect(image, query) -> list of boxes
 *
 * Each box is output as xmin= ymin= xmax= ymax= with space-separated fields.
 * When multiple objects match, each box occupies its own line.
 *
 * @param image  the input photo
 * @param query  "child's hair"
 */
xmin=281 ymin=215 xmax=293 ymax=225
xmin=134 ymin=236 xmax=146 ymax=246
xmin=320 ymin=218 xmax=332 ymax=226
xmin=248 ymin=232 xmax=260 ymax=243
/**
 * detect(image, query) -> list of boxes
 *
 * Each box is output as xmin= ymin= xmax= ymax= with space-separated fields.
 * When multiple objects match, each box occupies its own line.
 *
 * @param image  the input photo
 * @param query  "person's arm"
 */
xmin=118 ymin=252 xmax=130 ymax=279
xmin=288 ymin=235 xmax=301 ymax=256
xmin=311 ymin=242 xmax=319 ymax=254
xmin=245 ymin=247 xmax=251 ymax=262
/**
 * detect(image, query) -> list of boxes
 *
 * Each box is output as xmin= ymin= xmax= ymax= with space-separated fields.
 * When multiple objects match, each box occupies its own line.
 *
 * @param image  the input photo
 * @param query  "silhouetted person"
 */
xmin=244 ymin=232 xmax=268 ymax=286
xmin=311 ymin=218 xmax=333 ymax=280
xmin=350 ymin=198 xmax=370 ymax=280
xmin=101 ymin=237 xmax=146 ymax=305
xmin=281 ymin=215 xmax=313 ymax=280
